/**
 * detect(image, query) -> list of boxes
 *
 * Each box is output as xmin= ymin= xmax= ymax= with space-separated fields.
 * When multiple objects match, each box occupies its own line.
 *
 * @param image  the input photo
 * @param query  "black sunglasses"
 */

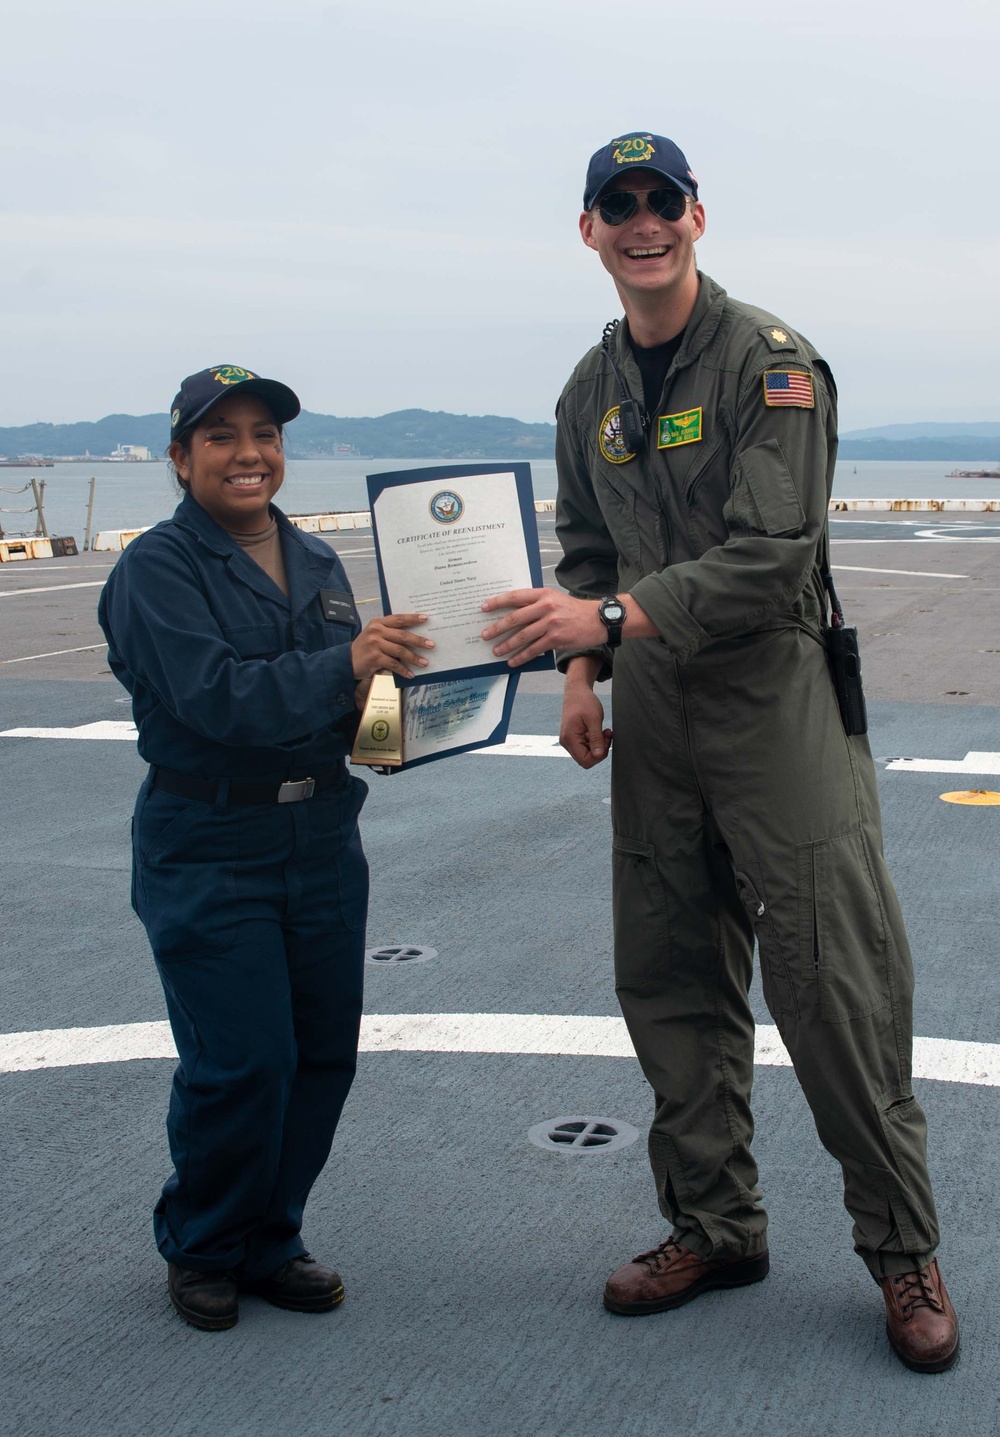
xmin=597 ymin=187 xmax=689 ymax=226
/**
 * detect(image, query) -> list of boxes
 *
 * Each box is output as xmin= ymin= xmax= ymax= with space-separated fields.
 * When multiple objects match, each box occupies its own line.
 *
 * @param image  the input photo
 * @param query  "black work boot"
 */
xmin=168 ymin=1264 xmax=239 ymax=1331
xmin=242 ymin=1254 xmax=344 ymax=1312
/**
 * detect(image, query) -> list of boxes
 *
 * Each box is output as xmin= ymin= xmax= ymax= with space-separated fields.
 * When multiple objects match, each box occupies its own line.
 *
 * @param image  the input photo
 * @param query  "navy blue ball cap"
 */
xmin=583 ymin=132 xmax=698 ymax=210
xmin=169 ymin=364 xmax=301 ymax=442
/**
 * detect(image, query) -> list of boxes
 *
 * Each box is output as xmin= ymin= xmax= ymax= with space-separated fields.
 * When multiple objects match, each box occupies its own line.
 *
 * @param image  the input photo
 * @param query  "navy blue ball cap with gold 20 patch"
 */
xmin=583 ymin=132 xmax=699 ymax=210
xmin=169 ymin=365 xmax=301 ymax=443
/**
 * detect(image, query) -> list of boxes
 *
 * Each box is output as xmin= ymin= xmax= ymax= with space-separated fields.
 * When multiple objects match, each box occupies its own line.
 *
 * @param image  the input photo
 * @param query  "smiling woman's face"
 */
xmin=169 ymin=392 xmax=285 ymax=534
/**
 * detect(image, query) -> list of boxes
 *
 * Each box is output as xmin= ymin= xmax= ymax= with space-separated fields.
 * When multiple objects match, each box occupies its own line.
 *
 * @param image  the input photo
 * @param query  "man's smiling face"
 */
xmin=579 ymin=169 xmax=705 ymax=307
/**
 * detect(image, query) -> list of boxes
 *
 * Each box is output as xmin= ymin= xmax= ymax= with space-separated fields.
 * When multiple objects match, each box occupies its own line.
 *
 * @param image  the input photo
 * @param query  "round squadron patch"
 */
xmin=599 ymin=405 xmax=636 ymax=464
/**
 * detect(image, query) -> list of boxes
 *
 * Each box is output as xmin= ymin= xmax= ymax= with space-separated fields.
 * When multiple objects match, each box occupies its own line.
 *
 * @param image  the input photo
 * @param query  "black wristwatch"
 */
xmin=597 ymin=595 xmax=626 ymax=649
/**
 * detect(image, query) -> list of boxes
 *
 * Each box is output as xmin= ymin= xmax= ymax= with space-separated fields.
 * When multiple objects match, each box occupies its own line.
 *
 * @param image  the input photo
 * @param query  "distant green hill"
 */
xmin=837 ymin=438 xmax=1000 ymax=461
xmin=3 ymin=410 xmax=997 ymax=463
xmin=840 ymin=422 xmax=1000 ymax=441
xmin=0 ymin=413 xmax=168 ymax=457
xmin=0 ymin=409 xmax=557 ymax=460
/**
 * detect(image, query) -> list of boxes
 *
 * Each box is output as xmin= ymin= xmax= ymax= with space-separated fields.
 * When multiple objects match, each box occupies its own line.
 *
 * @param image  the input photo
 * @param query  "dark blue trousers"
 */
xmin=132 ymin=772 xmax=368 ymax=1279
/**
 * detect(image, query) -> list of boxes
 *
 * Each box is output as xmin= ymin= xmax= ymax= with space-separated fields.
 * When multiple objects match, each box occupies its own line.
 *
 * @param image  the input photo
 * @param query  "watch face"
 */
xmin=601 ymin=600 xmax=625 ymax=623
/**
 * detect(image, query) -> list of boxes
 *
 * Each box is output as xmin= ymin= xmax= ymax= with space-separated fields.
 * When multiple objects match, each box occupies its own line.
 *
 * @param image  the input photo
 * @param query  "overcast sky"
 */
xmin=2 ymin=0 xmax=997 ymax=431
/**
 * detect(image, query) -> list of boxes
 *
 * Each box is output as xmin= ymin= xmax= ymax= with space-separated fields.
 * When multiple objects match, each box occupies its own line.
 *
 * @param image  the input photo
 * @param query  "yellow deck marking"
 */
xmin=940 ymin=790 xmax=1000 ymax=806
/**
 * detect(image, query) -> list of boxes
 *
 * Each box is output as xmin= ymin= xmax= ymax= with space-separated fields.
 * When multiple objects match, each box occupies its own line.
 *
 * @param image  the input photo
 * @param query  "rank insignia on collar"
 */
xmin=657 ymin=407 xmax=703 ymax=449
xmin=599 ymin=405 xmax=636 ymax=464
xmin=759 ymin=325 xmax=797 ymax=352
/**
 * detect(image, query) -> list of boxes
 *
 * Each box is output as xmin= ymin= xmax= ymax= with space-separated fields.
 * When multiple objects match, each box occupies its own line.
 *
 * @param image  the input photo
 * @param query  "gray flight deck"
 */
xmin=2 ymin=514 xmax=999 ymax=1436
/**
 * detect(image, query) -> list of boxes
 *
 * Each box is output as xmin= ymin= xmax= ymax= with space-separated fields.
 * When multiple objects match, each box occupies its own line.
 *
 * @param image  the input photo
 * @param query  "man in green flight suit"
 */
xmin=481 ymin=130 xmax=959 ymax=1372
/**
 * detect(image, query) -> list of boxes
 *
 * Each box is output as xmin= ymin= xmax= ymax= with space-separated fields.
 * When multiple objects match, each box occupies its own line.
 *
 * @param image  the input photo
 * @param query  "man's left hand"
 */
xmin=481 ymin=589 xmax=603 ymax=666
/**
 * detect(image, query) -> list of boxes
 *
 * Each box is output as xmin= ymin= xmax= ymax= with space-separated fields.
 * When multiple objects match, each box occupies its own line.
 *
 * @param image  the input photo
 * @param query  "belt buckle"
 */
xmin=277 ymin=777 xmax=316 ymax=804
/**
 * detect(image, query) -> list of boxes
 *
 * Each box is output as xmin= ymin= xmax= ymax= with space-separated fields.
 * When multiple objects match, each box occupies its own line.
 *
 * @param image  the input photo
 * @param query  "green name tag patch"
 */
xmin=657 ymin=407 xmax=702 ymax=449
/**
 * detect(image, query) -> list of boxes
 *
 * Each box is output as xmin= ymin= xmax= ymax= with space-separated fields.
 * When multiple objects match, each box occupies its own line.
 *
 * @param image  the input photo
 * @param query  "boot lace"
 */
xmin=890 ymin=1266 xmax=944 ymax=1319
xmin=634 ymin=1237 xmax=687 ymax=1272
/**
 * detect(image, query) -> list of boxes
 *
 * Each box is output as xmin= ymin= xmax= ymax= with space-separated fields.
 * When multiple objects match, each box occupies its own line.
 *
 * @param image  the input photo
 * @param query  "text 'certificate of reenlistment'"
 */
xmin=367 ymin=463 xmax=555 ymax=684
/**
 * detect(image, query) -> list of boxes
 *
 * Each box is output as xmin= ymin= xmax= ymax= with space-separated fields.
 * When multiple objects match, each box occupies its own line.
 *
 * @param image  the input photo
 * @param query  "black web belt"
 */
xmin=150 ymin=763 xmax=349 ymax=806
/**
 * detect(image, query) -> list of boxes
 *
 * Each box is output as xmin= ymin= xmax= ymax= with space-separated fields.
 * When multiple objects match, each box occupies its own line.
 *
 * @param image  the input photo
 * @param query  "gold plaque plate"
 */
xmin=351 ymin=671 xmax=403 ymax=768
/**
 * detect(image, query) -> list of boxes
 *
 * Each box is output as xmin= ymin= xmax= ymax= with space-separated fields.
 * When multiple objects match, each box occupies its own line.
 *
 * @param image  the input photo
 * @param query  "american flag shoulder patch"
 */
xmin=763 ymin=370 xmax=815 ymax=408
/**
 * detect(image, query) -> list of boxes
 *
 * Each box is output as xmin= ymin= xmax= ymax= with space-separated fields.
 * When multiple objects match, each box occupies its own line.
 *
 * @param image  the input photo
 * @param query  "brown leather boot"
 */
xmin=880 ymin=1259 xmax=959 ymax=1372
xmin=603 ymin=1236 xmax=769 ymax=1315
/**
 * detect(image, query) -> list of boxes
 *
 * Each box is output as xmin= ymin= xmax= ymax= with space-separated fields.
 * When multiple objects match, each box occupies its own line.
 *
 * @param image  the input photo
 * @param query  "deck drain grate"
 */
xmin=365 ymin=944 xmax=438 ymax=966
xmin=528 ymin=1115 xmax=639 ymax=1154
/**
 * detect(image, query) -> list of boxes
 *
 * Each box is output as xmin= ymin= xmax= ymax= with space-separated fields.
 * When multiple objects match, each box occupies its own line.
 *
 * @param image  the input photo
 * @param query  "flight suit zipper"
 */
xmin=673 ymin=669 xmax=707 ymax=806
xmin=811 ymin=846 xmax=821 ymax=977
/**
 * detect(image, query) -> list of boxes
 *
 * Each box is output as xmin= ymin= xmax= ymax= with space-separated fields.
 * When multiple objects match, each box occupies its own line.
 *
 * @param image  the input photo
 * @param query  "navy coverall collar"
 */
xmin=171 ymin=493 xmax=335 ymax=621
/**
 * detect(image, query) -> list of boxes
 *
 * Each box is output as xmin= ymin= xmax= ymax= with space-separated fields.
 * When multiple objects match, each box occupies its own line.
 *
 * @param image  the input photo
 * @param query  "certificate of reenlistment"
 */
xmin=367 ymin=463 xmax=555 ymax=684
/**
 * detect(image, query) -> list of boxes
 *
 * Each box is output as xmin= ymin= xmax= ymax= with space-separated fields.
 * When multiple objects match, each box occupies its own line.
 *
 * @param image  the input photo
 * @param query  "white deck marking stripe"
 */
xmin=833 ymin=565 xmax=968 ymax=579
xmin=1 ymin=643 xmax=107 ymax=666
xmin=1 ymin=720 xmax=138 ymax=739
xmin=0 ymin=581 xmax=106 ymax=597
xmin=0 ymin=724 xmax=575 ymax=752
xmin=4 ymin=724 xmax=997 ymax=783
xmin=1 ymin=1014 xmax=998 ymax=1085
xmin=5 ymin=726 xmax=996 ymax=776
xmin=886 ymin=751 xmax=1000 ymax=775
xmin=475 ymin=734 xmax=570 ymax=758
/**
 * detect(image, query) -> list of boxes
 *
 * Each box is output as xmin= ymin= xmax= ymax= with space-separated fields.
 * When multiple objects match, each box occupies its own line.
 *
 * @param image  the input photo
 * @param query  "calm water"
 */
xmin=4 ymin=456 xmax=1000 ymax=544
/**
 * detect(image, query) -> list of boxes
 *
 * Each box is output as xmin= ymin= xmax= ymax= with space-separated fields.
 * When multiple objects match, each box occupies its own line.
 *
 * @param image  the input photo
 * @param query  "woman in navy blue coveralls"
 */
xmin=98 ymin=366 xmax=433 ymax=1330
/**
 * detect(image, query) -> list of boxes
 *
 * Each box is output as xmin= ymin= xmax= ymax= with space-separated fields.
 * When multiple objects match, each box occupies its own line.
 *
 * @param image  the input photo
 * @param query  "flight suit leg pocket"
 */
xmin=797 ymin=827 xmax=891 ymax=1022
xmin=734 ymin=870 xmax=795 ymax=1019
xmin=612 ymin=834 xmax=670 ymax=992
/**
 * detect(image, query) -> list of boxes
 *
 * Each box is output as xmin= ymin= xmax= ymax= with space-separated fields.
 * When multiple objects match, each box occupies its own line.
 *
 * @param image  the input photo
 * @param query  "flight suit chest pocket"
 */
xmin=221 ymin=622 xmax=284 ymax=659
xmin=593 ymin=469 xmax=642 ymax=569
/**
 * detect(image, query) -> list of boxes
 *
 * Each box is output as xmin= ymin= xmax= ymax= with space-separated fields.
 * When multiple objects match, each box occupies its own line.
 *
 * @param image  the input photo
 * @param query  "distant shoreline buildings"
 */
xmin=0 ymin=444 xmax=154 ymax=465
